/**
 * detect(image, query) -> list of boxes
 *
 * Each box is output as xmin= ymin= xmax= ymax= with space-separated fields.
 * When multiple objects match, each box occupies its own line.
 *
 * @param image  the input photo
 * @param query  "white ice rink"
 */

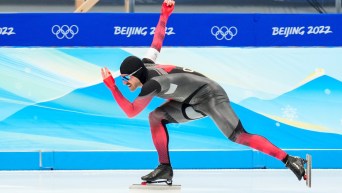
xmin=0 ymin=169 xmax=341 ymax=193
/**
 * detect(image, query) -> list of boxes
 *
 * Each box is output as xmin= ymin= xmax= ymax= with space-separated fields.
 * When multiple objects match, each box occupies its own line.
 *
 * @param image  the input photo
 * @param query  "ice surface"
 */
xmin=0 ymin=169 xmax=341 ymax=193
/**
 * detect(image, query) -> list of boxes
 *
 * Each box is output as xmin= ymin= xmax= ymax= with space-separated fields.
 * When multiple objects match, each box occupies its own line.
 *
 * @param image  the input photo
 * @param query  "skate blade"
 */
xmin=129 ymin=183 xmax=181 ymax=190
xmin=305 ymin=154 xmax=312 ymax=188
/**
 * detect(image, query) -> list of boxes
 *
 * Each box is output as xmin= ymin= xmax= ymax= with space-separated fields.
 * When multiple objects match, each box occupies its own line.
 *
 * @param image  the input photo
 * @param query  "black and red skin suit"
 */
xmin=103 ymin=2 xmax=288 ymax=167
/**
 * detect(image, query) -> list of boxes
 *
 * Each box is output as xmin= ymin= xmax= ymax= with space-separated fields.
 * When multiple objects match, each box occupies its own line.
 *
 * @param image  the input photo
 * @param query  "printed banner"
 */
xmin=0 ymin=13 xmax=341 ymax=46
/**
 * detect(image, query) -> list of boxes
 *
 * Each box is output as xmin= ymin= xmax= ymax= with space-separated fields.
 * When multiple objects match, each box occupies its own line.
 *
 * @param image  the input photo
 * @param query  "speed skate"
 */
xmin=129 ymin=180 xmax=181 ymax=190
xmin=129 ymin=164 xmax=181 ymax=190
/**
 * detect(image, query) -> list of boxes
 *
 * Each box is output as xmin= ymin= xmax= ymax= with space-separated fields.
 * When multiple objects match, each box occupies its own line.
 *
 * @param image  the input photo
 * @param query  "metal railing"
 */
xmin=337 ymin=0 xmax=341 ymax=12
xmin=75 ymin=0 xmax=135 ymax=12
xmin=120 ymin=0 xmax=341 ymax=13
xmin=125 ymin=0 xmax=135 ymax=12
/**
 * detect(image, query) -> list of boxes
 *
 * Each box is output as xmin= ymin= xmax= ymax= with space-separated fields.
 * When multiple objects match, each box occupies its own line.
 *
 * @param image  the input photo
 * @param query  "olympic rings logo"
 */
xmin=211 ymin=26 xmax=238 ymax=41
xmin=51 ymin=25 xmax=79 ymax=39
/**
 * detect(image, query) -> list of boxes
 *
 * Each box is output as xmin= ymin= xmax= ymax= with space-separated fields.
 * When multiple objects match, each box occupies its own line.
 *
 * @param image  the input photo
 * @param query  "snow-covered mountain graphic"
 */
xmin=1 ymin=47 xmax=342 ymax=151
xmin=0 ymin=48 xmax=105 ymax=122
xmin=0 ymin=88 xmax=35 ymax=121
xmin=0 ymin=79 xmax=233 ymax=151
xmin=1 ymin=77 xmax=342 ymax=151
xmin=240 ymin=75 xmax=342 ymax=134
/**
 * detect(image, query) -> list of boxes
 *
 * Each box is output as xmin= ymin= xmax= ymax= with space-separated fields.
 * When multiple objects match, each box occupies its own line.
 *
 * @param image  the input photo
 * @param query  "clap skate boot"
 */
xmin=285 ymin=155 xmax=306 ymax=181
xmin=141 ymin=164 xmax=173 ymax=185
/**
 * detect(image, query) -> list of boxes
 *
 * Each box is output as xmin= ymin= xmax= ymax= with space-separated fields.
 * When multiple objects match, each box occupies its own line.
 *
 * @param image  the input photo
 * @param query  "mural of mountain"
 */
xmin=57 ymin=47 xmax=131 ymax=68
xmin=0 ymin=47 xmax=132 ymax=122
xmin=0 ymin=79 xmax=235 ymax=151
xmin=1 ymin=78 xmax=342 ymax=151
xmin=0 ymin=88 xmax=35 ymax=121
xmin=25 ymin=78 xmax=166 ymax=120
xmin=0 ymin=48 xmax=104 ymax=122
xmin=232 ymin=103 xmax=342 ymax=149
xmin=1 ymin=47 xmax=342 ymax=152
xmin=240 ymin=75 xmax=342 ymax=134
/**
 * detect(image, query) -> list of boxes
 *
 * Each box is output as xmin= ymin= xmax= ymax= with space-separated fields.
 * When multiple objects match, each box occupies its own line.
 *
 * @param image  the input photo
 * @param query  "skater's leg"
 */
xmin=197 ymin=100 xmax=287 ymax=161
xmin=148 ymin=101 xmax=203 ymax=165
xmin=144 ymin=101 xmax=203 ymax=182
xmin=149 ymin=109 xmax=171 ymax=164
xmin=230 ymin=120 xmax=305 ymax=180
xmin=231 ymin=121 xmax=287 ymax=161
xmin=192 ymin=83 xmax=305 ymax=180
xmin=227 ymin=111 xmax=306 ymax=180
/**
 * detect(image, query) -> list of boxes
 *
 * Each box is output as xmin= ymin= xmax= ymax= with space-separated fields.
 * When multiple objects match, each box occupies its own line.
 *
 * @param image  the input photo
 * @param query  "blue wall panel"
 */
xmin=0 ymin=152 xmax=40 ymax=170
xmin=1 ymin=150 xmax=341 ymax=170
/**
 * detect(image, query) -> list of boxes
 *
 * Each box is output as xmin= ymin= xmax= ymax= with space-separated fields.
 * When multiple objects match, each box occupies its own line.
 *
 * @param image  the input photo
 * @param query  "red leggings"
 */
xmin=149 ymin=106 xmax=287 ymax=165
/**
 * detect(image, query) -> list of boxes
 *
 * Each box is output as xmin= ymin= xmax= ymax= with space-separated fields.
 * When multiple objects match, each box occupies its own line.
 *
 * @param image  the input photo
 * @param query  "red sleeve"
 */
xmin=151 ymin=3 xmax=174 ymax=52
xmin=108 ymin=85 xmax=153 ymax=118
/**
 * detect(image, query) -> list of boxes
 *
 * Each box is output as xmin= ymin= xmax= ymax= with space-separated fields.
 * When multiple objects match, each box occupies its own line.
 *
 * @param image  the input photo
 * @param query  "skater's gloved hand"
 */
xmin=161 ymin=0 xmax=175 ymax=18
xmin=101 ymin=67 xmax=116 ymax=89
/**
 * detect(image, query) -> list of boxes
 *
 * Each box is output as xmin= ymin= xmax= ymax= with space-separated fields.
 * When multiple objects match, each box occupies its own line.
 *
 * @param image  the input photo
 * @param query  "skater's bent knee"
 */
xmin=149 ymin=108 xmax=164 ymax=121
xmin=149 ymin=108 xmax=175 ymax=124
xmin=228 ymin=121 xmax=247 ymax=141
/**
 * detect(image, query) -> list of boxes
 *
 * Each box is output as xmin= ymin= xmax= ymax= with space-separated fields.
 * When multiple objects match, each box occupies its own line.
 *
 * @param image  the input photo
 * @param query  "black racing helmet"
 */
xmin=120 ymin=56 xmax=148 ymax=84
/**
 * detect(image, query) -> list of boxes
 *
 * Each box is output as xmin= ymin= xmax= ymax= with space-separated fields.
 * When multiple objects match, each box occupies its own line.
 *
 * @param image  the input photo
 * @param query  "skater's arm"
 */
xmin=151 ymin=0 xmax=175 ymax=52
xmin=143 ymin=0 xmax=175 ymax=63
xmin=107 ymin=86 xmax=152 ymax=118
xmin=101 ymin=67 xmax=152 ymax=118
